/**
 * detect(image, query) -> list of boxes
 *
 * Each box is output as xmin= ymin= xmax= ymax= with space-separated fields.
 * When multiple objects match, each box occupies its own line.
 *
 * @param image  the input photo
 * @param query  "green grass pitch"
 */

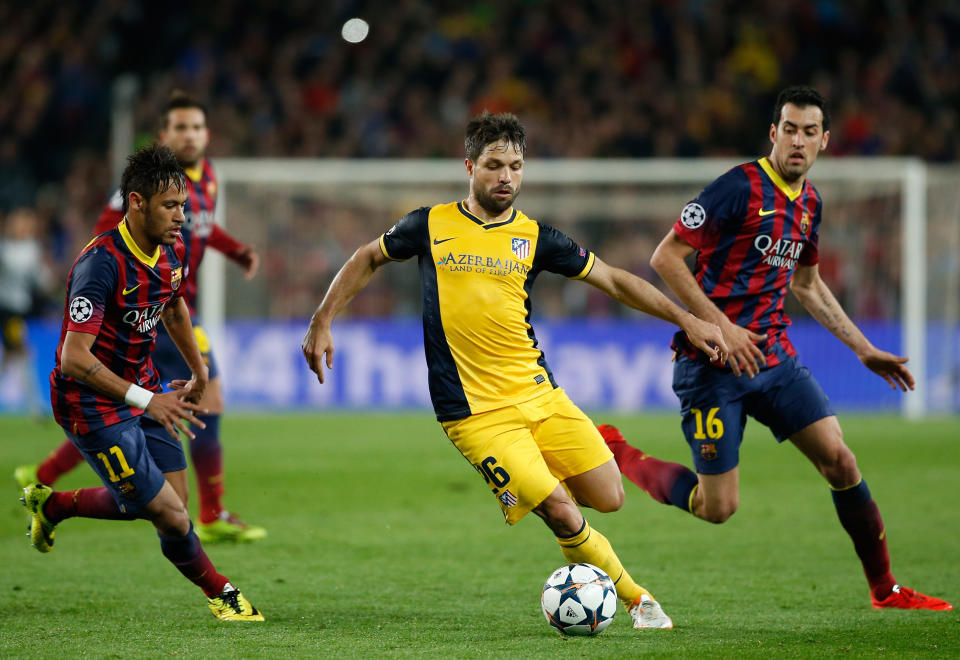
xmin=1 ymin=412 xmax=957 ymax=658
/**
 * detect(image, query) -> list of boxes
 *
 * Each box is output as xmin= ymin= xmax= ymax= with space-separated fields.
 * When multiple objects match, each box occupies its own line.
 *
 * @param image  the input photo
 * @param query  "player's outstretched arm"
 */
xmin=790 ymin=264 xmax=915 ymax=391
xmin=160 ymin=296 xmax=210 ymax=403
xmin=60 ymin=331 xmax=208 ymax=439
xmin=583 ymin=256 xmax=728 ymax=363
xmin=302 ymin=238 xmax=390 ymax=383
xmin=209 ymin=224 xmax=260 ymax=279
xmin=651 ymin=229 xmax=766 ymax=377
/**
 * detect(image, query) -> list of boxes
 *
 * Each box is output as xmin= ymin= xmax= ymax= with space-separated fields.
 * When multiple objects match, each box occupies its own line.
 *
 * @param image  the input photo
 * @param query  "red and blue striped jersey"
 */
xmin=96 ymin=158 xmax=219 ymax=314
xmin=50 ymin=219 xmax=186 ymax=434
xmin=671 ymin=157 xmax=822 ymax=368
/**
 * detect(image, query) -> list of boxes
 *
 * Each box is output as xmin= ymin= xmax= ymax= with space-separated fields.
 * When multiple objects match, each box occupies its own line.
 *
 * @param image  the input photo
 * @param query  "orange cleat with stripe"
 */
xmin=871 ymin=584 xmax=953 ymax=611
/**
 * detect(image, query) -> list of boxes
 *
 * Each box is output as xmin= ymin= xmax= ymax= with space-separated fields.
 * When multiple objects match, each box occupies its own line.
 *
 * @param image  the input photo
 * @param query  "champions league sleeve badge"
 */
xmin=680 ymin=202 xmax=706 ymax=229
xmin=69 ymin=296 xmax=94 ymax=323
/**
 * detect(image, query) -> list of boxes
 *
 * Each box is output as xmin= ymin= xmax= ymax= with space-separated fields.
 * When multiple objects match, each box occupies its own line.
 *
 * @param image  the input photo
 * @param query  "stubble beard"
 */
xmin=173 ymin=144 xmax=202 ymax=169
xmin=177 ymin=154 xmax=200 ymax=169
xmin=475 ymin=186 xmax=518 ymax=216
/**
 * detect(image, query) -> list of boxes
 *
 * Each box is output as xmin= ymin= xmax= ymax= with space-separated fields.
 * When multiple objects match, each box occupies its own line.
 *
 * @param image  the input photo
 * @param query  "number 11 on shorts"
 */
xmin=96 ymin=445 xmax=136 ymax=482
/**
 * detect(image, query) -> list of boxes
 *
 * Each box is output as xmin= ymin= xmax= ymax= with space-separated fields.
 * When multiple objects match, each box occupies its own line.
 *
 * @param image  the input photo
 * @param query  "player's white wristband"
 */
xmin=124 ymin=383 xmax=155 ymax=410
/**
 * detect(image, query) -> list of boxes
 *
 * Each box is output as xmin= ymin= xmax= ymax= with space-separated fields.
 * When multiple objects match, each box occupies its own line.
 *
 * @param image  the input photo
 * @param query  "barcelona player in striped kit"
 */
xmin=16 ymin=93 xmax=265 ymax=544
xmin=600 ymin=87 xmax=951 ymax=611
xmin=303 ymin=112 xmax=731 ymax=629
xmin=21 ymin=144 xmax=262 ymax=621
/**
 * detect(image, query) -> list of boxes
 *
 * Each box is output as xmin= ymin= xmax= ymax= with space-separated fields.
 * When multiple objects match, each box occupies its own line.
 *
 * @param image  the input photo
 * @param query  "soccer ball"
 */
xmin=541 ymin=563 xmax=617 ymax=636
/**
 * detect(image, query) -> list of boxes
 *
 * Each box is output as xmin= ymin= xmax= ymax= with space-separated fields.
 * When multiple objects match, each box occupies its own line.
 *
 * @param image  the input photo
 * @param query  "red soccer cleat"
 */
xmin=871 ymin=584 xmax=953 ymax=611
xmin=597 ymin=423 xmax=625 ymax=445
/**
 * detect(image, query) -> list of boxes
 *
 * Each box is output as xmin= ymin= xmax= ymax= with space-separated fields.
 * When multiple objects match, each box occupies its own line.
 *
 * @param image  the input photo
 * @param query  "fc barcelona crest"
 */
xmin=700 ymin=442 xmax=718 ymax=462
xmin=171 ymin=266 xmax=183 ymax=290
xmin=511 ymin=237 xmax=530 ymax=260
xmin=800 ymin=213 xmax=810 ymax=235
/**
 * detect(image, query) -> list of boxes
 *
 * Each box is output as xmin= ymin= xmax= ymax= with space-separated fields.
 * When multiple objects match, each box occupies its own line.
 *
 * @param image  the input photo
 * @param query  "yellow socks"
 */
xmin=556 ymin=519 xmax=652 ymax=609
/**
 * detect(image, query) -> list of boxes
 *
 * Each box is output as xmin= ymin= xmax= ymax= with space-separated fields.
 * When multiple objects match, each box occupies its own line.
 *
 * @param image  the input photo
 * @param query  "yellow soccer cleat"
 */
xmin=14 ymin=464 xmax=39 ymax=489
xmin=196 ymin=512 xmax=267 ymax=543
xmin=207 ymin=584 xmax=264 ymax=622
xmin=20 ymin=484 xmax=56 ymax=553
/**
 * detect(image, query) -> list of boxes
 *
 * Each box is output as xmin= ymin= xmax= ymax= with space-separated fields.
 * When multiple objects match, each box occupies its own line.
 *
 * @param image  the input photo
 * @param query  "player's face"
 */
xmin=769 ymin=103 xmax=830 ymax=183
xmin=141 ymin=184 xmax=188 ymax=246
xmin=467 ymin=140 xmax=523 ymax=215
xmin=160 ymin=108 xmax=209 ymax=168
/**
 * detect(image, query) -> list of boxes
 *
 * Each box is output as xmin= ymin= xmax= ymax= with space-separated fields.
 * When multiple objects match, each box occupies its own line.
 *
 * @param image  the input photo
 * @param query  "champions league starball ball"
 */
xmin=541 ymin=563 xmax=617 ymax=636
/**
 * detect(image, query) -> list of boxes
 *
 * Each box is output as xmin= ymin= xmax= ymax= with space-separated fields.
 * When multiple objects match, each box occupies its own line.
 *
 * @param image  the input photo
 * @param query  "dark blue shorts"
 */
xmin=67 ymin=416 xmax=187 ymax=515
xmin=672 ymin=353 xmax=835 ymax=475
xmin=152 ymin=318 xmax=220 ymax=386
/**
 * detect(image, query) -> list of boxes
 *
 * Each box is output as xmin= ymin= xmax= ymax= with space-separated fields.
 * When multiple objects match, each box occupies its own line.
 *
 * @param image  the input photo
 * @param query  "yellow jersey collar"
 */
xmin=184 ymin=164 xmax=202 ymax=182
xmin=119 ymin=217 xmax=161 ymax=267
xmin=758 ymin=157 xmax=803 ymax=202
xmin=457 ymin=201 xmax=517 ymax=229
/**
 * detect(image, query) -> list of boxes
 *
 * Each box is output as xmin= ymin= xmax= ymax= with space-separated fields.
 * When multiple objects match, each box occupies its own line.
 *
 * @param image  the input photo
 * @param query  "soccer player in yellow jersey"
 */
xmin=302 ymin=112 xmax=729 ymax=629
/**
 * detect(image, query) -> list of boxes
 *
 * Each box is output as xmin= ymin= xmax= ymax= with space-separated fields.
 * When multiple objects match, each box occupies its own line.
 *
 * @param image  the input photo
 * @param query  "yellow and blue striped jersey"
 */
xmin=380 ymin=201 xmax=595 ymax=421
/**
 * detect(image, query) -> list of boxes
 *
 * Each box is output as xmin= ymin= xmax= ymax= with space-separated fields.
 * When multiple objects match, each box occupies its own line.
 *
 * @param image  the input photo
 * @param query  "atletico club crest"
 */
xmin=511 ymin=238 xmax=530 ymax=260
xmin=800 ymin=213 xmax=810 ymax=235
xmin=171 ymin=267 xmax=182 ymax=290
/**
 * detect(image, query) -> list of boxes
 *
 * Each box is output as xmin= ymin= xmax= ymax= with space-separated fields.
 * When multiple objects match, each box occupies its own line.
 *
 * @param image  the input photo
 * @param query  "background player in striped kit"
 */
xmin=21 ymin=144 xmax=262 ymax=621
xmin=17 ymin=93 xmax=265 ymax=544
xmin=600 ymin=86 xmax=951 ymax=611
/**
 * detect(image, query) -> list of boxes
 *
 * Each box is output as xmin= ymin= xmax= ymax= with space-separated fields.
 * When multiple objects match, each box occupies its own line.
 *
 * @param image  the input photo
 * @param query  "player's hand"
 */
xmin=236 ymin=246 xmax=260 ymax=280
xmin=146 ymin=390 xmax=208 ymax=440
xmin=169 ymin=368 xmax=208 ymax=404
xmin=680 ymin=314 xmax=728 ymax=364
xmin=859 ymin=347 xmax=915 ymax=391
xmin=720 ymin=319 xmax=767 ymax=378
xmin=302 ymin=320 xmax=334 ymax=384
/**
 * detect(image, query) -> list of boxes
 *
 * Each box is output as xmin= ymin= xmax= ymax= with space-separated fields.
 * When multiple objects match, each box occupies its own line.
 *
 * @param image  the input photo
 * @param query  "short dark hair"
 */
xmin=120 ymin=144 xmax=186 ymax=214
xmin=773 ymin=86 xmax=830 ymax=132
xmin=161 ymin=91 xmax=207 ymax=129
xmin=465 ymin=111 xmax=526 ymax=161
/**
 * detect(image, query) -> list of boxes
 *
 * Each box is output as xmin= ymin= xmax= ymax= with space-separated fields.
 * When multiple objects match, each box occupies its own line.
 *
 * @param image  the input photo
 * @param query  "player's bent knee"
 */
xmin=145 ymin=497 xmax=191 ymax=536
xmin=702 ymin=508 xmax=736 ymax=524
xmin=590 ymin=488 xmax=624 ymax=513
xmin=534 ymin=491 xmax=583 ymax=537
xmin=152 ymin=510 xmax=191 ymax=537
xmin=573 ymin=478 xmax=624 ymax=512
xmin=699 ymin=498 xmax=738 ymax=524
xmin=823 ymin=446 xmax=861 ymax=488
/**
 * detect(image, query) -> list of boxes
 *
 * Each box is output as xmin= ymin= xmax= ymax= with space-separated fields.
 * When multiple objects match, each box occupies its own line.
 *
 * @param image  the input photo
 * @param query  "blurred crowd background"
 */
xmin=1 ymin=0 xmax=958 ymax=325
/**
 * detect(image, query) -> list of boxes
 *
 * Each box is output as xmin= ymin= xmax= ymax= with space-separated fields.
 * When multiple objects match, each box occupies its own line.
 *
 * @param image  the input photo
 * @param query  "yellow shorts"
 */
xmin=441 ymin=388 xmax=612 ymax=525
xmin=1 ymin=313 xmax=27 ymax=352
